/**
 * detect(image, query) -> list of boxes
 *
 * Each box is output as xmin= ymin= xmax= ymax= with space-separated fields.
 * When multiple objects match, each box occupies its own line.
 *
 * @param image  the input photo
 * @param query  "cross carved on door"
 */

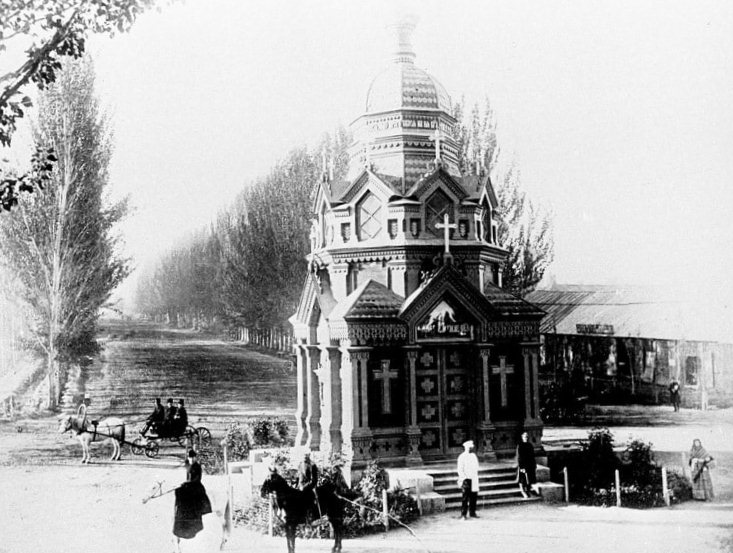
xmin=491 ymin=356 xmax=515 ymax=407
xmin=373 ymin=360 xmax=399 ymax=414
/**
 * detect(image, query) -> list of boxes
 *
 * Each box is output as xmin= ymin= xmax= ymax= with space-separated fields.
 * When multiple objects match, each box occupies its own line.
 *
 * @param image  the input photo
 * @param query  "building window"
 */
xmin=388 ymin=219 xmax=398 ymax=239
xmin=426 ymin=189 xmax=453 ymax=237
xmin=357 ymin=192 xmax=382 ymax=240
xmin=409 ymin=218 xmax=421 ymax=237
xmin=341 ymin=223 xmax=351 ymax=242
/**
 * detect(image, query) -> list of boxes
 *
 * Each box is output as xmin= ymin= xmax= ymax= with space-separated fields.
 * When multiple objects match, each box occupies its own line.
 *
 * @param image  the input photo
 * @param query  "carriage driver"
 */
xmin=141 ymin=397 xmax=165 ymax=435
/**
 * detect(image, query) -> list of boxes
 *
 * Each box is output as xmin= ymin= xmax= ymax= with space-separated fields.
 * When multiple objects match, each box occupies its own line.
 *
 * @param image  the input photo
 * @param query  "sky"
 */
xmin=36 ymin=0 xmax=733 ymax=318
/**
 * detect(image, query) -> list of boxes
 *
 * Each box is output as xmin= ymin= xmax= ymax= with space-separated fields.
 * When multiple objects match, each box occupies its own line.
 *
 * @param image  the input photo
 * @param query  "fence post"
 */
xmin=223 ymin=443 xmax=234 ymax=531
xmin=268 ymin=494 xmax=274 ymax=537
xmin=662 ymin=466 xmax=670 ymax=507
xmin=415 ymin=485 xmax=423 ymax=516
xmin=563 ymin=466 xmax=569 ymax=503
xmin=382 ymin=488 xmax=389 ymax=533
xmin=615 ymin=469 xmax=621 ymax=507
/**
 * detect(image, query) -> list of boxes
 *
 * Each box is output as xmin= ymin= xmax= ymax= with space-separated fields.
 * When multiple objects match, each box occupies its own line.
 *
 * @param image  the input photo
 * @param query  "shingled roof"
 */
xmin=329 ymin=279 xmax=405 ymax=321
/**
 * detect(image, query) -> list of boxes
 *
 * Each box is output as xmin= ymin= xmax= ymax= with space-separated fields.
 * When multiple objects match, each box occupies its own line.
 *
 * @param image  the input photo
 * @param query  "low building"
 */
xmin=526 ymin=285 xmax=733 ymax=409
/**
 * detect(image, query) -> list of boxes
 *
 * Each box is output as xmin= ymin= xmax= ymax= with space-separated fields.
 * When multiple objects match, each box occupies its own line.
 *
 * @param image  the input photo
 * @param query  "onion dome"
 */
xmin=365 ymin=18 xmax=452 ymax=114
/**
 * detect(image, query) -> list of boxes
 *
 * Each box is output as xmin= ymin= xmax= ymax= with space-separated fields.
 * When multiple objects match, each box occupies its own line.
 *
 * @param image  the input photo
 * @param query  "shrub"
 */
xmin=198 ymin=421 xmax=254 ymax=474
xmin=250 ymin=416 xmax=290 ymax=447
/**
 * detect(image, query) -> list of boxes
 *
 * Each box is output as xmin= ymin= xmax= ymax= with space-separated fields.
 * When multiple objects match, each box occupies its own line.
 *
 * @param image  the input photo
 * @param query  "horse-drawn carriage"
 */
xmin=131 ymin=421 xmax=212 ymax=458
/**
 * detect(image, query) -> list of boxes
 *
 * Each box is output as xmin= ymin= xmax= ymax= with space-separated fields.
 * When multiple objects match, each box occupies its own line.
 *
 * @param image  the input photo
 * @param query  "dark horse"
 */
xmin=260 ymin=469 xmax=345 ymax=553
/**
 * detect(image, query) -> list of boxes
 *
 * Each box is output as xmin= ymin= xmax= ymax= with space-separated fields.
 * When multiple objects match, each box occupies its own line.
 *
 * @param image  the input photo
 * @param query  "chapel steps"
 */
xmin=425 ymin=464 xmax=541 ymax=509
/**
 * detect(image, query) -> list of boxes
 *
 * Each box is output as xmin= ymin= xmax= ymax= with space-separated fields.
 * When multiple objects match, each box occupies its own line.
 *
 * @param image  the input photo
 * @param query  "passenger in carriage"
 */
xmin=141 ymin=397 xmax=165 ymax=436
xmin=174 ymin=399 xmax=188 ymax=435
xmin=162 ymin=398 xmax=177 ymax=436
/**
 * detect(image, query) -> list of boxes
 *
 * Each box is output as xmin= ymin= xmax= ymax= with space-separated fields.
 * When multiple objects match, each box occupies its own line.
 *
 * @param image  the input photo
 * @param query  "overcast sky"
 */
xmin=79 ymin=0 xmax=733 ymax=316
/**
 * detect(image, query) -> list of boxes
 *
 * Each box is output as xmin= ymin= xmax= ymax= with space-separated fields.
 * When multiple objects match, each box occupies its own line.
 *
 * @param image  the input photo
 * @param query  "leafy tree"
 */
xmin=454 ymin=98 xmax=554 ymax=296
xmin=0 ymin=0 xmax=158 ymax=212
xmin=0 ymin=56 xmax=129 ymax=408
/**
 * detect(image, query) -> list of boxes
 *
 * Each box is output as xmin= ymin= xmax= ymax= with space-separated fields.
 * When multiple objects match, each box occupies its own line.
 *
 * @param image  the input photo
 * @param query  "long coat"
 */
xmin=173 ymin=461 xmax=212 ymax=539
xmin=516 ymin=442 xmax=537 ymax=485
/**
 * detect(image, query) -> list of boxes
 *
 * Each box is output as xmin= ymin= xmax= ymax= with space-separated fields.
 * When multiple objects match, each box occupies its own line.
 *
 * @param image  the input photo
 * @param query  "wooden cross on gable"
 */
xmin=373 ymin=360 xmax=399 ymax=414
xmin=435 ymin=213 xmax=457 ymax=255
xmin=491 ymin=356 xmax=515 ymax=407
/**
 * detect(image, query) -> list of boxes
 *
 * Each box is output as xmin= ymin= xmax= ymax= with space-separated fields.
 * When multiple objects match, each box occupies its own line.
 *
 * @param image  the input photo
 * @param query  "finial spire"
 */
xmin=388 ymin=14 xmax=418 ymax=64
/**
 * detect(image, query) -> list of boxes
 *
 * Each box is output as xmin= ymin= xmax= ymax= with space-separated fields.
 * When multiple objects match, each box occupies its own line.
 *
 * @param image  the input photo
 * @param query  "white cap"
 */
xmin=462 ymin=440 xmax=474 ymax=449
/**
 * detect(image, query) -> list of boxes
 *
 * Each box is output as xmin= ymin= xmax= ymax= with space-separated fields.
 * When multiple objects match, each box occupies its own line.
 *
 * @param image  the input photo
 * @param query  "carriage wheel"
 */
xmin=144 ymin=441 xmax=159 ymax=459
xmin=176 ymin=425 xmax=194 ymax=448
xmin=195 ymin=427 xmax=212 ymax=447
xmin=131 ymin=437 xmax=145 ymax=455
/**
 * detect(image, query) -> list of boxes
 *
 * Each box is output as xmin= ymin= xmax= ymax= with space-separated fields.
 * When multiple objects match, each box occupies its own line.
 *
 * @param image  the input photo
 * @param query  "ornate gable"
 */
xmin=406 ymin=166 xmax=468 ymax=202
xmin=338 ymin=170 xmax=395 ymax=205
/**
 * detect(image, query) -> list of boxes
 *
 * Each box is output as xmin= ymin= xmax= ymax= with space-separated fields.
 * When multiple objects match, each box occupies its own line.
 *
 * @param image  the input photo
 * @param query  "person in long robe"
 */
xmin=689 ymin=439 xmax=714 ymax=500
xmin=172 ymin=449 xmax=212 ymax=550
xmin=516 ymin=432 xmax=537 ymax=498
xmin=456 ymin=440 xmax=480 ymax=519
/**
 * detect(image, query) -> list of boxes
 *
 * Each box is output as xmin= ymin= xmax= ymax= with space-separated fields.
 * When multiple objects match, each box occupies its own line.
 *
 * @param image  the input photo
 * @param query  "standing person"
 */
xmin=172 ymin=449 xmax=213 ymax=552
xmin=174 ymin=399 xmax=188 ymax=435
xmin=516 ymin=432 xmax=537 ymax=498
xmin=163 ymin=398 xmax=176 ymax=436
xmin=669 ymin=380 xmax=681 ymax=412
xmin=456 ymin=440 xmax=480 ymax=520
xmin=141 ymin=398 xmax=165 ymax=435
xmin=689 ymin=439 xmax=715 ymax=500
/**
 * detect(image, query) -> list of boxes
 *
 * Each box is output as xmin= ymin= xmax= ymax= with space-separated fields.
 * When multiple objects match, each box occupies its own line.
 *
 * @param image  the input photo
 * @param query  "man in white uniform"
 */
xmin=456 ymin=439 xmax=480 ymax=519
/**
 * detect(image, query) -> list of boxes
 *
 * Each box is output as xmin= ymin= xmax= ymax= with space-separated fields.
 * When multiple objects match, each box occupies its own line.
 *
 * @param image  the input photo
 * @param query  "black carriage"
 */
xmin=131 ymin=422 xmax=212 ymax=458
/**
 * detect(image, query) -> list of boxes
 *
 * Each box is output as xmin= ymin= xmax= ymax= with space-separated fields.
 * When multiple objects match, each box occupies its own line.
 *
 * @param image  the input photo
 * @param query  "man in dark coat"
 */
xmin=172 ymin=449 xmax=212 ymax=550
xmin=297 ymin=451 xmax=320 ymax=519
xmin=174 ymin=399 xmax=188 ymax=435
xmin=669 ymin=380 xmax=681 ymax=412
xmin=163 ymin=398 xmax=176 ymax=437
xmin=141 ymin=398 xmax=165 ymax=435
xmin=516 ymin=431 xmax=537 ymax=498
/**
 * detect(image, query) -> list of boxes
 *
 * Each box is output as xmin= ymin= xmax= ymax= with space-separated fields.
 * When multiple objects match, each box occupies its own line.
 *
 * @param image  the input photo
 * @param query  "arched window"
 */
xmin=357 ymin=192 xmax=382 ymax=240
xmin=425 ymin=189 xmax=453 ymax=237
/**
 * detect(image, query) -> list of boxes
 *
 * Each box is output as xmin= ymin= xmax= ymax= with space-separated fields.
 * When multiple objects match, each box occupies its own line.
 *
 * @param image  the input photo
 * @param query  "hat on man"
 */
xmin=462 ymin=440 xmax=474 ymax=449
xmin=178 ymin=399 xmax=185 ymax=406
xmin=167 ymin=398 xmax=173 ymax=403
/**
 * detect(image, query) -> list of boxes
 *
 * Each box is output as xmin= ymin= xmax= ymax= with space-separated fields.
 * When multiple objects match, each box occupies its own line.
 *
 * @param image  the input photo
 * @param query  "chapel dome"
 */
xmin=365 ymin=62 xmax=452 ymax=114
xmin=364 ymin=17 xmax=452 ymax=115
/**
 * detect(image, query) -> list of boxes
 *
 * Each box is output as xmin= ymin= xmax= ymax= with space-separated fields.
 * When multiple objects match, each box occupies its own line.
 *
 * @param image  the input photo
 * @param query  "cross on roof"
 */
xmin=491 ymin=356 xmax=515 ymax=408
xmin=435 ymin=213 xmax=457 ymax=256
xmin=373 ymin=361 xmax=399 ymax=414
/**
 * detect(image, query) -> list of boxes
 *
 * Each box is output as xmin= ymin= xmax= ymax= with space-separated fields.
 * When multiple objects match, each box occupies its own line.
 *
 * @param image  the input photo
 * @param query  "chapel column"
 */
xmin=477 ymin=345 xmax=497 ymax=461
xmin=521 ymin=345 xmax=533 ymax=424
xmin=294 ymin=344 xmax=308 ymax=446
xmin=403 ymin=347 xmax=422 ymax=466
xmin=318 ymin=345 xmax=343 ymax=454
xmin=341 ymin=347 xmax=373 ymax=466
xmin=304 ymin=345 xmax=321 ymax=449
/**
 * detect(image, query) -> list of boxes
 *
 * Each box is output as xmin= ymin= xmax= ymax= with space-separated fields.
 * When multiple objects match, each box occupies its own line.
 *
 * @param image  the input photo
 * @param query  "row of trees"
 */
xmin=136 ymin=101 xmax=553 ymax=333
xmin=135 ymin=129 xmax=351 ymax=331
xmin=0 ymin=57 xmax=129 ymax=407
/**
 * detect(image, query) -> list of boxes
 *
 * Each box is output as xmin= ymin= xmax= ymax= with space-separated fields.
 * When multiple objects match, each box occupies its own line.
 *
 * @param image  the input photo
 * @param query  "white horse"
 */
xmin=58 ymin=413 xmax=126 ymax=463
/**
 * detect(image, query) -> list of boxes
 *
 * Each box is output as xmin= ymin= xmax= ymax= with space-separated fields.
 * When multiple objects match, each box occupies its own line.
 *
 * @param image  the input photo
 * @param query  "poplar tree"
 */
xmin=0 ymin=56 xmax=129 ymax=408
xmin=454 ymin=98 xmax=554 ymax=297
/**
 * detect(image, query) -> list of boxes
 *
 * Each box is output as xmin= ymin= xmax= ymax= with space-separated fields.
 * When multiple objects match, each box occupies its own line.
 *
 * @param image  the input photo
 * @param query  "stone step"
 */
xmin=433 ymin=480 xmax=519 ymax=494
xmin=440 ymin=487 xmax=528 ymax=503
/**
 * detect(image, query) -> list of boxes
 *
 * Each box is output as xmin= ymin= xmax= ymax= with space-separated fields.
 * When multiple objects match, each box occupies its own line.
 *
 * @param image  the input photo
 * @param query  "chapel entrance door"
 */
xmin=416 ymin=346 xmax=472 ymax=458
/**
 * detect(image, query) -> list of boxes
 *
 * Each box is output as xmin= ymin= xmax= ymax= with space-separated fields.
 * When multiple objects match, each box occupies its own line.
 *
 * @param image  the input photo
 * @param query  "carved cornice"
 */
xmin=488 ymin=321 xmax=540 ymax=339
xmin=348 ymin=322 xmax=408 ymax=346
